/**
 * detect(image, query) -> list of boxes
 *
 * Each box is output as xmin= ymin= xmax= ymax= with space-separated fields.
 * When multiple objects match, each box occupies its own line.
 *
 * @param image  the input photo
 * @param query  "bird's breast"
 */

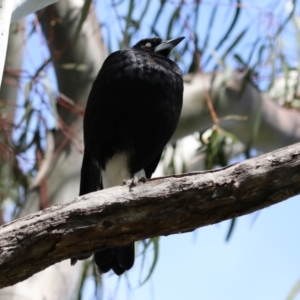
xmin=101 ymin=152 xmax=130 ymax=188
xmin=101 ymin=152 xmax=145 ymax=188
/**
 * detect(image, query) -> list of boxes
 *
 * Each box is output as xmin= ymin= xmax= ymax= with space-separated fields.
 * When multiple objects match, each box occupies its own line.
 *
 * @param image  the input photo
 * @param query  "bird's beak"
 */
xmin=154 ymin=37 xmax=185 ymax=56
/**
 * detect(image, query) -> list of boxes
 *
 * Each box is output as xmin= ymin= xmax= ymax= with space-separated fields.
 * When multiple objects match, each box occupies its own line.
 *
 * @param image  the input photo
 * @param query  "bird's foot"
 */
xmin=122 ymin=176 xmax=147 ymax=191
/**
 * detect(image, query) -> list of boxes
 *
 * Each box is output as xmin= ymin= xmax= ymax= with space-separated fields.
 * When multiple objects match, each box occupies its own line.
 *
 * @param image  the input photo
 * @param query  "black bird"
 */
xmin=73 ymin=36 xmax=184 ymax=275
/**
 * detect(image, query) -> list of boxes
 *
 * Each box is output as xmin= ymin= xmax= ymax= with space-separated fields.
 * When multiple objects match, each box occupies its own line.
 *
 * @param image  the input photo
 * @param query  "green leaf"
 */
xmin=139 ymin=237 xmax=159 ymax=286
xmin=204 ymin=0 xmax=242 ymax=67
xmin=287 ymin=278 xmax=300 ymax=300
xmin=73 ymin=0 xmax=92 ymax=47
xmin=274 ymin=0 xmax=296 ymax=38
xmin=245 ymin=94 xmax=262 ymax=158
xmin=193 ymin=0 xmax=201 ymax=33
xmin=200 ymin=127 xmax=239 ymax=170
xmin=265 ymin=37 xmax=277 ymax=92
xmin=162 ymin=142 xmax=178 ymax=175
xmin=188 ymin=35 xmax=200 ymax=73
xmin=246 ymin=37 xmax=261 ymax=65
xmin=76 ymin=260 xmax=92 ymax=300
xmin=151 ymin=0 xmax=167 ymax=33
xmin=137 ymin=0 xmax=151 ymax=26
xmin=41 ymin=73 xmax=59 ymax=130
xmin=124 ymin=0 xmax=135 ymax=46
xmin=226 ymin=218 xmax=236 ymax=241
xmin=252 ymin=43 xmax=266 ymax=71
xmin=202 ymin=4 xmax=218 ymax=56
xmin=166 ymin=7 xmax=180 ymax=40
xmin=219 ymin=26 xmax=248 ymax=64
xmin=14 ymin=81 xmax=35 ymax=151
xmin=233 ymin=53 xmax=246 ymax=66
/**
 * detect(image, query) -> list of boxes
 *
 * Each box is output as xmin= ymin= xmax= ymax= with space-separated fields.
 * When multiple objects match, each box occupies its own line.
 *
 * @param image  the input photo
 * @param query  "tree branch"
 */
xmin=0 ymin=0 xmax=58 ymax=87
xmin=1 ymin=142 xmax=300 ymax=288
xmin=175 ymin=70 xmax=300 ymax=152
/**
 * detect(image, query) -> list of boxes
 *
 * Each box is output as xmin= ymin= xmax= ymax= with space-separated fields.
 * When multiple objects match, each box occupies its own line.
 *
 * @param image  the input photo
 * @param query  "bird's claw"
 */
xmin=122 ymin=176 xmax=147 ymax=191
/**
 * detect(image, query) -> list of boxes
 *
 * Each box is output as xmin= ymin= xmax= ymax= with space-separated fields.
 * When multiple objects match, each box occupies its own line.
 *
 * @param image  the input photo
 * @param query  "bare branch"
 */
xmin=1 ymin=142 xmax=300 ymax=288
xmin=30 ymin=130 xmax=55 ymax=189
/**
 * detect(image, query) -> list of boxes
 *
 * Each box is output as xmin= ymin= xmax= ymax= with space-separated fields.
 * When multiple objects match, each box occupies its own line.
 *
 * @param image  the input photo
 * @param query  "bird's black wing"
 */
xmin=79 ymin=149 xmax=101 ymax=196
xmin=83 ymin=51 xmax=124 ymax=171
xmin=80 ymin=51 xmax=118 ymax=194
xmin=144 ymin=150 xmax=163 ymax=179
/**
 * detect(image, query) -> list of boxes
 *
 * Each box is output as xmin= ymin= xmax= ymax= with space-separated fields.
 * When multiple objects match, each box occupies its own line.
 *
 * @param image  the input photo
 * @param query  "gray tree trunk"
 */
xmin=0 ymin=1 xmax=107 ymax=299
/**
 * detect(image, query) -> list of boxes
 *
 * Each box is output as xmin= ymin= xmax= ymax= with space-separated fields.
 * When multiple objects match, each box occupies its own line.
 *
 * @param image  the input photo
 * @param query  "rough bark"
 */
xmin=1 ymin=142 xmax=300 ymax=289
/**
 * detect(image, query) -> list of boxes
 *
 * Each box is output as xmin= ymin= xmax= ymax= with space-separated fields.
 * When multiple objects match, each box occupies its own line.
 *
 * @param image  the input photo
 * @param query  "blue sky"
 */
xmin=17 ymin=0 xmax=300 ymax=299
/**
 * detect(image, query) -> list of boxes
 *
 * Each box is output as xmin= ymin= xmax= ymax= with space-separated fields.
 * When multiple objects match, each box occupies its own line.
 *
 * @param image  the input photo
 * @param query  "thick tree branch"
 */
xmin=1 ymin=142 xmax=300 ymax=288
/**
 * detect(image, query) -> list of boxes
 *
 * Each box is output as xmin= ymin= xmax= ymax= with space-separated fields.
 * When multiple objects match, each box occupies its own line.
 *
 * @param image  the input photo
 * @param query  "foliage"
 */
xmin=1 ymin=0 xmax=300 ymax=298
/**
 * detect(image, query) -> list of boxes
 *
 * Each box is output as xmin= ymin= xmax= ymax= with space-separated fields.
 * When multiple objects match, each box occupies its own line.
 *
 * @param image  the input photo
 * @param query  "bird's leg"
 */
xmin=130 ymin=175 xmax=147 ymax=186
xmin=122 ymin=178 xmax=136 ymax=192
xmin=138 ymin=176 xmax=147 ymax=183
xmin=130 ymin=175 xmax=138 ymax=189
xmin=122 ymin=175 xmax=147 ymax=191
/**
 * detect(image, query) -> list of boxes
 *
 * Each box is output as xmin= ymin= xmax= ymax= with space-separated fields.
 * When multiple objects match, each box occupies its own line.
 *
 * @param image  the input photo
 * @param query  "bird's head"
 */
xmin=132 ymin=37 xmax=185 ymax=57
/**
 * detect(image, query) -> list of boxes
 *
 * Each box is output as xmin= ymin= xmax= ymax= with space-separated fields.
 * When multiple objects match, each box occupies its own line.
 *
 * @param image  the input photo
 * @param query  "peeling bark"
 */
xmin=1 ymin=142 xmax=300 ymax=288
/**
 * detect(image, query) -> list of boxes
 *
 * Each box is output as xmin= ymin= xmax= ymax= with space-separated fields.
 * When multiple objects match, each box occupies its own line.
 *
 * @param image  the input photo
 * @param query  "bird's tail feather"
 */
xmin=94 ymin=243 xmax=135 ymax=276
xmin=77 ymin=150 xmax=135 ymax=275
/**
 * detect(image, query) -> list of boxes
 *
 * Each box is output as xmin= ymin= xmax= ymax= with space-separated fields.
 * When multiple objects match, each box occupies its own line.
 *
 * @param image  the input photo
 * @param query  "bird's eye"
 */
xmin=145 ymin=42 xmax=152 ymax=48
